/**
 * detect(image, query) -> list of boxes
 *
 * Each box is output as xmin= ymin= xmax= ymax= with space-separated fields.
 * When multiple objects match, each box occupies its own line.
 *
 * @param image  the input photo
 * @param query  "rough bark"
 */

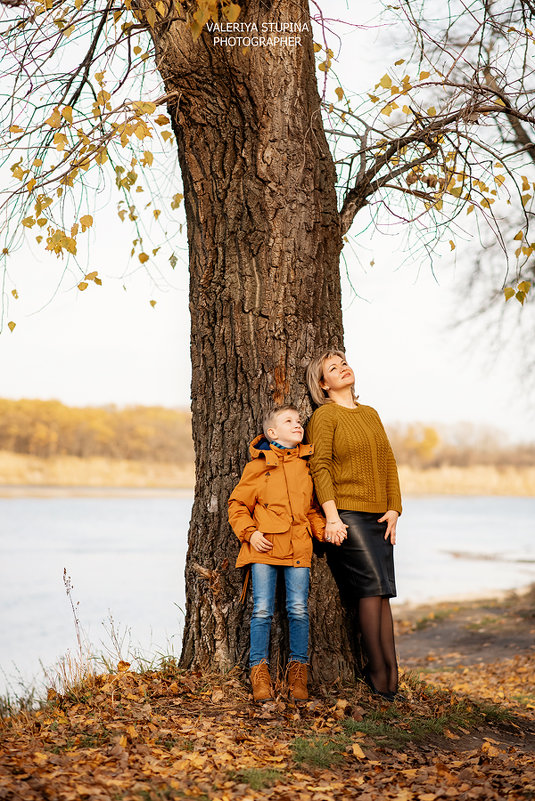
xmin=152 ymin=0 xmax=358 ymax=683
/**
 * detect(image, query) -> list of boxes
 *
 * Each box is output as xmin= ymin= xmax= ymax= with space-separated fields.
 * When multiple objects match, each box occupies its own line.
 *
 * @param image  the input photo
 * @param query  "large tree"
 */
xmin=1 ymin=0 xmax=534 ymax=682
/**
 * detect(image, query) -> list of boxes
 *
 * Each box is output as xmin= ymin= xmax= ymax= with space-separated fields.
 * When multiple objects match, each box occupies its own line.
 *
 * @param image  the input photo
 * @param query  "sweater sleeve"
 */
xmin=374 ymin=410 xmax=403 ymax=515
xmin=306 ymin=408 xmax=336 ymax=506
xmin=228 ymin=461 xmax=260 ymax=542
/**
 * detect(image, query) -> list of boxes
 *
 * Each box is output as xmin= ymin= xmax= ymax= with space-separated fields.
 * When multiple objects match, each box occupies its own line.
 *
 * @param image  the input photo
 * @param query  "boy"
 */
xmin=228 ymin=405 xmax=325 ymax=702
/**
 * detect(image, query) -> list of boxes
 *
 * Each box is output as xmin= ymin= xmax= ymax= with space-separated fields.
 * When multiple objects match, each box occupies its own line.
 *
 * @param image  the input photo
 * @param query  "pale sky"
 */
xmin=0 ymin=0 xmax=533 ymax=443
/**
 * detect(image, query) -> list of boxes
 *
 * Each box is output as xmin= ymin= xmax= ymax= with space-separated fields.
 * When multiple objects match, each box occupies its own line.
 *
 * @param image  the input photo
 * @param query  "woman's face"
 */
xmin=320 ymin=354 xmax=355 ymax=393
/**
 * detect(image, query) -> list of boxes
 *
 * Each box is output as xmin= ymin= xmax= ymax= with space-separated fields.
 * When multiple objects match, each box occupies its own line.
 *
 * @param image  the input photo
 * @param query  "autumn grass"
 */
xmin=1 ymin=450 xmax=535 ymax=495
xmin=231 ymin=768 xmax=284 ymax=790
xmin=399 ymin=463 xmax=535 ymax=496
xmin=0 ymin=450 xmax=194 ymax=489
xmin=291 ymin=733 xmax=347 ymax=768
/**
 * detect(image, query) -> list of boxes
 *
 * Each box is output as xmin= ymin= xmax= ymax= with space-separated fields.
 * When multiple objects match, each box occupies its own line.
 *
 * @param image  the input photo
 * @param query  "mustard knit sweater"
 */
xmin=306 ymin=403 xmax=402 ymax=515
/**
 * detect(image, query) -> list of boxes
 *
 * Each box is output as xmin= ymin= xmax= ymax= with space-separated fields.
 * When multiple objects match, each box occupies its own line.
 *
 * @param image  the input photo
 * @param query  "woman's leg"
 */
xmin=380 ymin=597 xmax=398 ymax=693
xmin=283 ymin=566 xmax=310 ymax=663
xmin=250 ymin=563 xmax=277 ymax=666
xmin=358 ymin=595 xmax=398 ymax=694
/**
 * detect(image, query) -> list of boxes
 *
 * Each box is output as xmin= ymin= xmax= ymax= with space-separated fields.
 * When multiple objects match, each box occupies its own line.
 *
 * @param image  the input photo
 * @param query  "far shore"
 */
xmin=0 ymin=451 xmax=534 ymax=497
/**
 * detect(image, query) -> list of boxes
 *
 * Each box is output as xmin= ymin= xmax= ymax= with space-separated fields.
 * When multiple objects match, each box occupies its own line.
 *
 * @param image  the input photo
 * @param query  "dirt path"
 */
xmin=395 ymin=586 xmax=535 ymax=669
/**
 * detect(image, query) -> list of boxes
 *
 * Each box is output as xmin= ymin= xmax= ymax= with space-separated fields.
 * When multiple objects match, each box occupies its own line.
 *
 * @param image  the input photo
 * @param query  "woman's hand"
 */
xmin=378 ymin=510 xmax=399 ymax=544
xmin=250 ymin=530 xmax=273 ymax=553
xmin=324 ymin=519 xmax=348 ymax=546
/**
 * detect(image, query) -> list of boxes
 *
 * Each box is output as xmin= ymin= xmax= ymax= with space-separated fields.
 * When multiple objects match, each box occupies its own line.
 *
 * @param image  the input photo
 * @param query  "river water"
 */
xmin=1 ymin=493 xmax=534 ymax=698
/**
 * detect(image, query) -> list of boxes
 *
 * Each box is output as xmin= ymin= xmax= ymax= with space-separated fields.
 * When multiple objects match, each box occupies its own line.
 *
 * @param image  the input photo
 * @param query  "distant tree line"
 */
xmin=387 ymin=422 xmax=535 ymax=469
xmin=0 ymin=399 xmax=532 ymax=468
xmin=0 ymin=399 xmax=194 ymax=463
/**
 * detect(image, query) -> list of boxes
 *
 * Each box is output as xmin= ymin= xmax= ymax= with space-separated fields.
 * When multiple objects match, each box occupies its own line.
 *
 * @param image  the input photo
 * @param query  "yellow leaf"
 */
xmin=225 ymin=2 xmax=241 ymax=22
xmin=466 ymin=204 xmax=474 ymax=214
xmin=420 ymin=70 xmax=431 ymax=79
xmin=171 ymin=193 xmax=183 ymax=209
xmin=155 ymin=0 xmax=166 ymax=15
xmin=518 ymin=280 xmax=531 ymax=293
xmin=145 ymin=6 xmax=156 ymax=27
xmin=95 ymin=149 xmax=108 ymax=165
xmin=402 ymin=105 xmax=412 ymax=114
xmin=117 ymin=660 xmax=131 ymax=672
xmin=494 ymin=174 xmax=505 ymax=186
xmin=134 ymin=45 xmax=142 ymax=55
xmin=522 ymin=194 xmax=531 ymax=206
xmin=154 ymin=114 xmax=170 ymax=126
xmin=139 ymin=252 xmax=149 ymax=263
xmin=96 ymin=89 xmax=111 ymax=105
xmin=22 ymin=216 xmax=35 ymax=227
xmin=379 ymin=73 xmax=392 ymax=89
xmin=449 ymin=186 xmax=462 ymax=198
xmin=61 ymin=106 xmax=73 ymax=123
xmin=368 ymin=94 xmax=380 ymax=103
xmin=150 ymin=299 xmax=157 ymax=308
xmin=134 ymin=122 xmax=151 ymax=140
xmin=132 ymin=101 xmax=157 ymax=115
xmin=142 ymin=150 xmax=154 ymax=166
xmin=53 ymin=132 xmax=68 ymax=151
xmin=9 ymin=125 xmax=23 ymax=134
xmin=94 ymin=71 xmax=105 ymax=84
xmin=77 ymin=281 xmax=88 ymax=291
xmin=513 ymin=231 xmax=523 ymax=241
xmin=161 ymin=131 xmax=173 ymax=141
xmin=8 ymin=321 xmax=16 ymax=332
xmin=45 ymin=108 xmax=61 ymax=128
xmin=80 ymin=214 xmax=93 ymax=231
xmin=85 ymin=271 xmax=98 ymax=281
xmin=352 ymin=742 xmax=366 ymax=759
xmin=381 ymin=103 xmax=398 ymax=116
xmin=313 ymin=42 xmax=321 ymax=52
xmin=27 ymin=179 xmax=36 ymax=193
xmin=394 ymin=58 xmax=405 ymax=65
xmin=335 ymin=87 xmax=344 ymax=101
xmin=11 ymin=289 xmax=18 ymax=299
xmin=449 ymin=240 xmax=455 ymax=250
xmin=427 ymin=106 xmax=436 ymax=116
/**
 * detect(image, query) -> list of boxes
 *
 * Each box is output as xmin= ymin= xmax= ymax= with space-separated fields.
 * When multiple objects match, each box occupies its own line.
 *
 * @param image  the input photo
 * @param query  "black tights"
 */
xmin=358 ymin=596 xmax=398 ymax=694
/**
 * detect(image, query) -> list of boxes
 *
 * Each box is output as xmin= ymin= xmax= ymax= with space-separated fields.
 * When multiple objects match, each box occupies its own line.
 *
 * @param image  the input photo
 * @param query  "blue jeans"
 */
xmin=249 ymin=563 xmax=310 ymax=667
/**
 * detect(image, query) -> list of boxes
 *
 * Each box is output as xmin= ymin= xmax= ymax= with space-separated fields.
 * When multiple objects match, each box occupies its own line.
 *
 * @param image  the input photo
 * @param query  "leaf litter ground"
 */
xmin=1 ymin=588 xmax=535 ymax=801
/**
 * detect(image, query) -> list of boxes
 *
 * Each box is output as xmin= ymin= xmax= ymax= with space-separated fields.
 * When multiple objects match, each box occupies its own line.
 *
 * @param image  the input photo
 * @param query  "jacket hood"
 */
xmin=249 ymin=434 xmax=313 ymax=465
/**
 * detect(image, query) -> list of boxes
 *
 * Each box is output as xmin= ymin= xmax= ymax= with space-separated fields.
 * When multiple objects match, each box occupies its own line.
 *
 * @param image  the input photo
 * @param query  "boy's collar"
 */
xmin=270 ymin=439 xmax=297 ymax=450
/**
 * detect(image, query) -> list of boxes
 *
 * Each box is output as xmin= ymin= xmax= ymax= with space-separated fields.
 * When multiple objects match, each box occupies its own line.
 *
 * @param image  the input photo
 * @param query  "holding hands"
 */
xmin=324 ymin=518 xmax=348 ymax=546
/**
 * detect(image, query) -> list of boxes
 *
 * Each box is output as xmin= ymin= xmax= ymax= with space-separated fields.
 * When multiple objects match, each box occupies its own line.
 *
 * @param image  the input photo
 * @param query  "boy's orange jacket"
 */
xmin=228 ymin=435 xmax=326 ymax=568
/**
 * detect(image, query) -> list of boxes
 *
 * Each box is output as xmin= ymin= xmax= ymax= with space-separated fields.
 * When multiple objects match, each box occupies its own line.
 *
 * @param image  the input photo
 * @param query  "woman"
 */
xmin=305 ymin=349 xmax=402 ymax=700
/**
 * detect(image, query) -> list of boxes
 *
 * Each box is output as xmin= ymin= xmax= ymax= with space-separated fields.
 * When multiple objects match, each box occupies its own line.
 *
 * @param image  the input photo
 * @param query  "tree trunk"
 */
xmin=152 ymin=0 xmax=358 ymax=684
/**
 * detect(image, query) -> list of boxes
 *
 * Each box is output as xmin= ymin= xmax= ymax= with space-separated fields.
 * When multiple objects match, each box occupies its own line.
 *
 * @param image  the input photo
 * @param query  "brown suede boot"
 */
xmin=287 ymin=661 xmax=308 ymax=701
xmin=250 ymin=662 xmax=272 ymax=703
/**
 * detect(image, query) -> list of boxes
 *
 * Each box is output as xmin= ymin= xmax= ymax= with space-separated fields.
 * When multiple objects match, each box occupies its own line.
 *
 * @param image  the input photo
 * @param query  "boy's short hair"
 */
xmin=263 ymin=404 xmax=300 ymax=439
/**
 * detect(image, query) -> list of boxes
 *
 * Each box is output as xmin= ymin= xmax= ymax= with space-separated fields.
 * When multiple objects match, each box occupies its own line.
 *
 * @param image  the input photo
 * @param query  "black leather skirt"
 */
xmin=326 ymin=510 xmax=396 ymax=600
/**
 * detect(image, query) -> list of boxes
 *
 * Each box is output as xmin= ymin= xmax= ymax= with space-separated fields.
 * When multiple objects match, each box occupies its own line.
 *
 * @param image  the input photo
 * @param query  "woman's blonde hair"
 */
xmin=305 ymin=349 xmax=357 ymax=407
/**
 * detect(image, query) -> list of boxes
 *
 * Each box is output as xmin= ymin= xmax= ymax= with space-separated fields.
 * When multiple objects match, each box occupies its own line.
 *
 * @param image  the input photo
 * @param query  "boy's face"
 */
xmin=267 ymin=409 xmax=304 ymax=448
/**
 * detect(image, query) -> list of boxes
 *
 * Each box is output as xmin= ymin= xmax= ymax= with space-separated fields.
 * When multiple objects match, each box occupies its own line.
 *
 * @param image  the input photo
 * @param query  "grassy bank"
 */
xmin=0 ymin=450 xmax=194 ymax=489
xmin=1 ymin=451 xmax=534 ymax=495
xmin=399 ymin=464 xmax=535 ymax=496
